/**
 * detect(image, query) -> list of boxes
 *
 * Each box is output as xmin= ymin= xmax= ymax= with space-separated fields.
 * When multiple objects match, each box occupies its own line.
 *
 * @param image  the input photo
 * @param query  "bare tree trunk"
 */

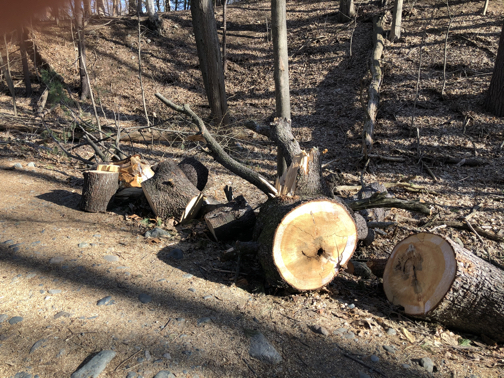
xmin=389 ymin=0 xmax=403 ymax=41
xmin=0 ymin=37 xmax=17 ymax=116
xmin=112 ymin=0 xmax=118 ymax=16
xmin=271 ymin=0 xmax=290 ymax=176
xmin=485 ymin=21 xmax=504 ymax=116
xmin=222 ymin=0 xmax=227 ymax=73
xmin=83 ymin=0 xmax=92 ymax=17
xmin=191 ymin=0 xmax=229 ymax=126
xmin=17 ymin=27 xmax=32 ymax=97
xmin=75 ymin=0 xmax=90 ymax=100
xmin=175 ymin=0 xmax=179 ymax=11
xmin=166 ymin=0 xmax=171 ymax=11
xmin=96 ymin=0 xmax=106 ymax=16
xmin=339 ymin=0 xmax=355 ymax=22
xmin=482 ymin=0 xmax=489 ymax=15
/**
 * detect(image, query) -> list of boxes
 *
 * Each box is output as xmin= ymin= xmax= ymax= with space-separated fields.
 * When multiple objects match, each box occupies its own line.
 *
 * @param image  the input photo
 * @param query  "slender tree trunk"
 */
xmin=271 ymin=0 xmax=290 ymax=176
xmin=0 ymin=38 xmax=17 ymax=116
xmin=191 ymin=0 xmax=229 ymax=126
xmin=389 ymin=0 xmax=403 ymax=41
xmin=17 ymin=27 xmax=32 ymax=97
xmin=138 ymin=0 xmax=143 ymax=14
xmin=96 ymin=0 xmax=106 ymax=16
xmin=485 ymin=21 xmax=504 ymax=116
xmin=175 ymin=0 xmax=179 ymax=11
xmin=145 ymin=0 xmax=160 ymax=25
xmin=83 ymin=0 xmax=92 ymax=17
xmin=166 ymin=0 xmax=171 ymax=11
xmin=338 ymin=0 xmax=356 ymax=22
xmin=75 ymin=0 xmax=90 ymax=100
xmin=222 ymin=0 xmax=227 ymax=73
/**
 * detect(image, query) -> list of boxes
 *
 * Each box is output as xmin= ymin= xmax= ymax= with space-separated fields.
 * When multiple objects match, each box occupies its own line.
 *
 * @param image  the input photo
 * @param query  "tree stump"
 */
xmin=79 ymin=170 xmax=119 ymax=212
xmin=255 ymin=196 xmax=357 ymax=291
xmin=383 ymin=233 xmax=504 ymax=342
xmin=204 ymin=195 xmax=256 ymax=241
xmin=142 ymin=160 xmax=200 ymax=220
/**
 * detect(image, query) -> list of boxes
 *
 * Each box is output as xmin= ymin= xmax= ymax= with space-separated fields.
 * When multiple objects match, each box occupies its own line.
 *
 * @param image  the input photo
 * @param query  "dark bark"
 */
xmin=222 ymin=0 xmax=227 ymax=73
xmin=18 ymin=27 xmax=32 ymax=97
xmin=178 ymin=157 xmax=209 ymax=191
xmin=0 ymin=40 xmax=17 ymax=116
xmin=79 ymin=171 xmax=119 ymax=212
xmin=142 ymin=160 xmax=200 ymax=220
xmin=190 ymin=0 xmax=229 ymax=125
xmin=338 ymin=0 xmax=356 ymax=22
xmin=204 ymin=195 xmax=256 ymax=241
xmin=75 ymin=0 xmax=90 ymax=100
xmin=485 ymin=21 xmax=504 ymax=116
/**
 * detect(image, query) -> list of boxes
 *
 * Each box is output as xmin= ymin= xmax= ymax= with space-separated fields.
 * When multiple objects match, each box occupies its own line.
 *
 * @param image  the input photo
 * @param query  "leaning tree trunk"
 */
xmin=383 ymin=233 xmax=504 ymax=342
xmin=190 ymin=0 xmax=229 ymax=126
xmin=485 ymin=20 xmax=504 ymax=116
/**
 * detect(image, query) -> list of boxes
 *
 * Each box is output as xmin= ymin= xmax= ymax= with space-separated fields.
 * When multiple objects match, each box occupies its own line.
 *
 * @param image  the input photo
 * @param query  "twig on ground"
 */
xmin=334 ymin=344 xmax=387 ymax=377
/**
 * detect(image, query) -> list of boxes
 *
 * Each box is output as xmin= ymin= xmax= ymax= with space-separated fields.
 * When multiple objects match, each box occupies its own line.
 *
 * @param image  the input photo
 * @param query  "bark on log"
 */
xmin=142 ymin=160 xmax=200 ymax=220
xmin=178 ymin=157 xmax=209 ymax=191
xmin=255 ymin=196 xmax=357 ymax=291
xmin=347 ymin=191 xmax=431 ymax=215
xmin=354 ymin=182 xmax=389 ymax=222
xmin=204 ymin=195 xmax=256 ymax=242
xmin=362 ymin=15 xmax=384 ymax=156
xmin=79 ymin=170 xmax=119 ymax=212
xmin=383 ymin=233 xmax=504 ymax=342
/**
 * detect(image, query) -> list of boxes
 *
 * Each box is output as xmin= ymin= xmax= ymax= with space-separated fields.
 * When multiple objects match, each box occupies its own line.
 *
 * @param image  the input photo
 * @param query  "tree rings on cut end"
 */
xmin=383 ymin=233 xmax=457 ymax=315
xmin=272 ymin=199 xmax=357 ymax=291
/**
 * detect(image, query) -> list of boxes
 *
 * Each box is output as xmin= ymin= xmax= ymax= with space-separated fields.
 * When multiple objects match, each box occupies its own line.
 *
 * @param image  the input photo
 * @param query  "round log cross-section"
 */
xmin=383 ymin=233 xmax=504 ymax=341
xmin=257 ymin=197 xmax=357 ymax=291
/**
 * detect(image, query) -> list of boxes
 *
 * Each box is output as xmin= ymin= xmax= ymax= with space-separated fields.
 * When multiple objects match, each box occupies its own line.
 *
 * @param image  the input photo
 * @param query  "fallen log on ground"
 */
xmin=383 ymin=232 xmax=504 ymax=342
xmin=79 ymin=169 xmax=119 ymax=212
xmin=347 ymin=191 xmax=432 ymax=215
xmin=142 ymin=160 xmax=201 ymax=221
xmin=178 ymin=156 xmax=209 ymax=191
xmin=204 ymin=195 xmax=255 ymax=242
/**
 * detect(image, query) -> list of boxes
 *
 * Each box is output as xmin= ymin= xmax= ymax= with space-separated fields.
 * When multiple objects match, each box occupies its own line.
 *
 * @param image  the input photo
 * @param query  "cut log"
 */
xmin=255 ymin=197 xmax=357 ymax=291
xmin=204 ymin=195 xmax=256 ymax=242
xmin=178 ymin=157 xmax=209 ymax=191
xmin=383 ymin=233 xmax=504 ymax=342
xmin=79 ymin=170 xmax=119 ymax=212
xmin=142 ymin=160 xmax=200 ymax=220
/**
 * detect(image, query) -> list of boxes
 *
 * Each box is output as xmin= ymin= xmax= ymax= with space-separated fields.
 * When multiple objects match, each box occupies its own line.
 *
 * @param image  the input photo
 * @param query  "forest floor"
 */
xmin=0 ymin=0 xmax=504 ymax=377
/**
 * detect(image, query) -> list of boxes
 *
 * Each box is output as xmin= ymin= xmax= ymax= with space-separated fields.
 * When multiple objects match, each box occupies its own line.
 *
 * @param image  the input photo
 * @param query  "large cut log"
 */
xmin=204 ymin=195 xmax=256 ymax=242
xmin=383 ymin=233 xmax=504 ymax=342
xmin=178 ymin=157 xmax=209 ymax=191
xmin=79 ymin=170 xmax=119 ymax=212
xmin=142 ymin=160 xmax=200 ymax=220
xmin=255 ymin=196 xmax=357 ymax=291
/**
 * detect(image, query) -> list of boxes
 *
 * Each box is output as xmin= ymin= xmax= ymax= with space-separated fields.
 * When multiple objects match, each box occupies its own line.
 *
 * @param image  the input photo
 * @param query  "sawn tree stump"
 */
xmin=79 ymin=170 xmax=119 ymax=212
xmin=142 ymin=160 xmax=200 ymax=220
xmin=383 ymin=233 xmax=504 ymax=342
xmin=255 ymin=196 xmax=357 ymax=291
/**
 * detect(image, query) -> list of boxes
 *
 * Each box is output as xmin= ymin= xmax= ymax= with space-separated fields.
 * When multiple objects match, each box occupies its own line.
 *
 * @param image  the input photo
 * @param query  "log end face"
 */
xmin=272 ymin=199 xmax=357 ymax=291
xmin=383 ymin=233 xmax=457 ymax=315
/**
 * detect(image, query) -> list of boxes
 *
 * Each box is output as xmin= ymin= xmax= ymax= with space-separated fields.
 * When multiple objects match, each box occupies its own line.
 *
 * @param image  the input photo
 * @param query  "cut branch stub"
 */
xmin=257 ymin=197 xmax=357 ymax=291
xmin=384 ymin=233 xmax=504 ymax=341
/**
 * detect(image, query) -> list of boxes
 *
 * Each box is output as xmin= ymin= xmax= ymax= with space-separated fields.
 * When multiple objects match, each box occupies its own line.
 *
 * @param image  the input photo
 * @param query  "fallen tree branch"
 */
xmin=347 ymin=192 xmax=432 ymax=215
xmin=155 ymin=93 xmax=277 ymax=197
xmin=423 ymin=220 xmax=503 ymax=243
